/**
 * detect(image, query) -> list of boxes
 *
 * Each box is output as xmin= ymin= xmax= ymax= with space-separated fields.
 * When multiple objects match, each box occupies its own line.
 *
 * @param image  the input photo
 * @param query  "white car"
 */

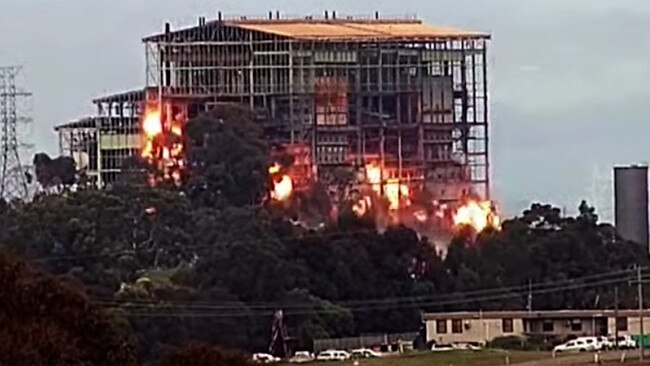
xmin=252 ymin=353 xmax=281 ymax=364
xmin=553 ymin=339 xmax=596 ymax=354
xmin=316 ymin=350 xmax=350 ymax=361
xmin=597 ymin=336 xmax=613 ymax=350
xmin=350 ymin=348 xmax=382 ymax=358
xmin=431 ymin=343 xmax=455 ymax=352
xmin=289 ymin=351 xmax=315 ymax=363
xmin=609 ymin=335 xmax=637 ymax=349
xmin=575 ymin=337 xmax=602 ymax=351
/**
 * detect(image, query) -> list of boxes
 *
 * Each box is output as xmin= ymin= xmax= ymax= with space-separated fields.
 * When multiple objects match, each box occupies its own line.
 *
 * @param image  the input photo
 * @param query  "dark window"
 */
xmin=502 ymin=318 xmax=514 ymax=333
xmin=452 ymin=319 xmax=463 ymax=334
xmin=436 ymin=319 xmax=447 ymax=334
xmin=617 ymin=317 xmax=628 ymax=331
xmin=436 ymin=320 xmax=447 ymax=334
xmin=571 ymin=320 xmax=582 ymax=332
xmin=542 ymin=321 xmax=554 ymax=332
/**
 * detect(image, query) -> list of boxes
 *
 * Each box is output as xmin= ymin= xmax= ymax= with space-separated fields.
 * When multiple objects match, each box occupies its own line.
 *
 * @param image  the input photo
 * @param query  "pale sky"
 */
xmin=2 ymin=0 xmax=649 ymax=219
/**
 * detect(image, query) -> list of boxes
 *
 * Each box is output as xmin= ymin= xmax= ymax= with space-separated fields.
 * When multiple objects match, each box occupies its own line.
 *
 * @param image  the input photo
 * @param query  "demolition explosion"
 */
xmin=55 ymin=13 xmax=498 ymax=238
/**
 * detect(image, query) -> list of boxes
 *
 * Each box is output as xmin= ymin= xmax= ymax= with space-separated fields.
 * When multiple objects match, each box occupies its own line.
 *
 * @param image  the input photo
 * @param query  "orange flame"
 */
xmin=269 ymin=163 xmax=293 ymax=201
xmin=364 ymin=163 xmax=410 ymax=211
xmin=140 ymin=100 xmax=186 ymax=186
xmin=271 ymin=175 xmax=293 ymax=201
xmin=453 ymin=200 xmax=501 ymax=232
xmin=268 ymin=163 xmax=281 ymax=175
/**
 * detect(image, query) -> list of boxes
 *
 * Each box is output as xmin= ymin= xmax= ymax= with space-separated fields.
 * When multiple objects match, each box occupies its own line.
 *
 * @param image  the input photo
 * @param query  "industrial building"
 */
xmin=56 ymin=12 xmax=490 ymax=203
xmin=614 ymin=165 xmax=649 ymax=251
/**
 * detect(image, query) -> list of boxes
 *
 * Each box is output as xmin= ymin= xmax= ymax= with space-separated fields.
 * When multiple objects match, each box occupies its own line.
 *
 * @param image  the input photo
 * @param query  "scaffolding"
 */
xmin=143 ymin=13 xmax=490 ymax=200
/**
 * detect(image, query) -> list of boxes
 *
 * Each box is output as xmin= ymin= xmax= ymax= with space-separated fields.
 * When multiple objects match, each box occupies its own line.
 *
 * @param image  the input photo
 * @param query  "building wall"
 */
xmin=607 ymin=315 xmax=650 ymax=336
xmin=525 ymin=318 xmax=605 ymax=338
xmin=425 ymin=314 xmax=650 ymax=346
xmin=425 ymin=318 xmax=525 ymax=345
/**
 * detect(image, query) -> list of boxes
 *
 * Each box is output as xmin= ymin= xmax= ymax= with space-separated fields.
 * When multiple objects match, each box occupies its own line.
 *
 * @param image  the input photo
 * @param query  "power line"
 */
xmin=96 ymin=271 xmax=641 ymax=318
xmin=92 ymin=267 xmax=641 ymax=310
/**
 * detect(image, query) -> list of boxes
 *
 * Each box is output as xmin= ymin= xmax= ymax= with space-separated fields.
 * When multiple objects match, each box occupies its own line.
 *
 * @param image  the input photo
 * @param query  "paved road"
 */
xmin=514 ymin=350 xmax=642 ymax=365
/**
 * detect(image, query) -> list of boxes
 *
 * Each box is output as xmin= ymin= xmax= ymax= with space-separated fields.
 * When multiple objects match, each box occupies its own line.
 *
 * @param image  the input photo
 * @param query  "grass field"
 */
xmin=289 ymin=350 xmax=550 ymax=366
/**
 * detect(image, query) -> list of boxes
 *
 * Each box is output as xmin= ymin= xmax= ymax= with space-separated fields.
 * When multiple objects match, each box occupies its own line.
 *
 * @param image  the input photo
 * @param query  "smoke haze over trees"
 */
xmin=1 ymin=107 xmax=649 ymax=363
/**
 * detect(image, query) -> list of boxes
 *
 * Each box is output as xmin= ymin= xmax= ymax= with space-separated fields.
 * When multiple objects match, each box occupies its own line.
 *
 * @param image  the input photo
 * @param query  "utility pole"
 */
xmin=638 ymin=266 xmax=644 ymax=360
xmin=614 ymin=286 xmax=619 ymax=349
xmin=527 ymin=279 xmax=533 ymax=313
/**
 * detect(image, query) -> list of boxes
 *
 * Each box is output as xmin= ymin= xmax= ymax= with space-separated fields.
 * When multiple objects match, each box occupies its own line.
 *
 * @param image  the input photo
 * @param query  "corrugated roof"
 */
xmin=230 ymin=20 xmax=487 ymax=40
xmin=143 ymin=18 xmax=489 ymax=43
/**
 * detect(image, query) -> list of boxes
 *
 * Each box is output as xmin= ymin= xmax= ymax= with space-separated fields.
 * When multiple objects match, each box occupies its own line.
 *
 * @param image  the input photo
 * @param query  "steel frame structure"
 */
xmin=143 ymin=15 xmax=490 ymax=200
xmin=56 ymin=90 xmax=143 ymax=186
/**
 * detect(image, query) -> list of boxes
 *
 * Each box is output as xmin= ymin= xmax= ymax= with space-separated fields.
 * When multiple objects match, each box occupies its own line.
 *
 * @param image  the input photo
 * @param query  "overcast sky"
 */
xmin=1 ymin=0 xmax=649 ymax=220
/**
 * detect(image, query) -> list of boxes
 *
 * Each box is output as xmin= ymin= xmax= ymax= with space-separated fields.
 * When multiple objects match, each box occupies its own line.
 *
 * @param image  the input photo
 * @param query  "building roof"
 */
xmin=92 ymin=88 xmax=146 ymax=104
xmin=422 ymin=309 xmax=647 ymax=321
xmin=144 ymin=17 xmax=489 ymax=43
xmin=233 ymin=19 xmax=487 ymax=40
xmin=54 ymin=117 xmax=97 ymax=131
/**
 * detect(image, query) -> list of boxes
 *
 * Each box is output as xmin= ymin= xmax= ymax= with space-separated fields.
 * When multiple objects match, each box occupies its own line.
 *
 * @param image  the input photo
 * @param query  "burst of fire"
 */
xmin=453 ymin=200 xmax=501 ymax=232
xmin=269 ymin=164 xmax=293 ymax=201
xmin=140 ymin=100 xmax=186 ymax=186
xmin=364 ymin=163 xmax=410 ymax=211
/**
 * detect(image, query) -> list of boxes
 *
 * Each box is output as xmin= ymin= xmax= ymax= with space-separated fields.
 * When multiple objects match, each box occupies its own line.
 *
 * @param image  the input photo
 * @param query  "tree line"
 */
xmin=0 ymin=105 xmax=647 ymax=364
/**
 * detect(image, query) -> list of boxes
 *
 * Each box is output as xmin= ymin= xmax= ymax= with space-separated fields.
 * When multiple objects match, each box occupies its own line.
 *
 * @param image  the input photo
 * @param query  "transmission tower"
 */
xmin=0 ymin=66 xmax=32 ymax=200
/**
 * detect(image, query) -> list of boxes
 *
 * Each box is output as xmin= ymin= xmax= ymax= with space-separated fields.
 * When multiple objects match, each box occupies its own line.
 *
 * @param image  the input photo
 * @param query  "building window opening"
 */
xmin=616 ymin=317 xmax=628 ymax=331
xmin=570 ymin=319 xmax=582 ymax=332
xmin=502 ymin=318 xmax=514 ymax=333
xmin=542 ymin=321 xmax=554 ymax=332
xmin=436 ymin=320 xmax=447 ymax=334
xmin=452 ymin=319 xmax=463 ymax=334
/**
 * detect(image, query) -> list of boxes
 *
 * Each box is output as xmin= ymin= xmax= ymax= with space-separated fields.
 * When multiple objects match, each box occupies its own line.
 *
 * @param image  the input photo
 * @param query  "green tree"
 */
xmin=0 ymin=251 xmax=137 ymax=366
xmin=185 ymin=105 xmax=269 ymax=208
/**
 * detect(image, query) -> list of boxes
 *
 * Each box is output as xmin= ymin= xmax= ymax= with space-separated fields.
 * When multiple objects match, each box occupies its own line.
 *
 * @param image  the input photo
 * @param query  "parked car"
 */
xmin=597 ymin=336 xmax=614 ymax=350
xmin=553 ymin=339 xmax=595 ymax=354
xmin=574 ymin=337 xmax=602 ymax=351
xmin=289 ymin=351 xmax=315 ymax=363
xmin=609 ymin=335 xmax=637 ymax=349
xmin=351 ymin=348 xmax=382 ymax=358
xmin=452 ymin=342 xmax=482 ymax=351
xmin=316 ymin=350 xmax=350 ymax=361
xmin=252 ymin=353 xmax=281 ymax=364
xmin=431 ymin=343 xmax=455 ymax=352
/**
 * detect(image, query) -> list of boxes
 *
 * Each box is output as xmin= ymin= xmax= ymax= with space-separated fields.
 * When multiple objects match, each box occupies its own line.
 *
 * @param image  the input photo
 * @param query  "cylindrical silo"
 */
xmin=614 ymin=165 xmax=649 ymax=250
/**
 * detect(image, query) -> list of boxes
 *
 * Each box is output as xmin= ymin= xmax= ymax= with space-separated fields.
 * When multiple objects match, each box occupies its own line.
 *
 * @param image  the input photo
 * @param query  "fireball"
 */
xmin=268 ymin=163 xmax=281 ymax=175
xmin=140 ymin=100 xmax=187 ymax=186
xmin=384 ymin=178 xmax=410 ymax=211
xmin=268 ymin=163 xmax=293 ymax=201
xmin=364 ymin=163 xmax=410 ymax=211
xmin=453 ymin=200 xmax=501 ymax=232
xmin=142 ymin=109 xmax=163 ymax=138
xmin=271 ymin=175 xmax=293 ymax=201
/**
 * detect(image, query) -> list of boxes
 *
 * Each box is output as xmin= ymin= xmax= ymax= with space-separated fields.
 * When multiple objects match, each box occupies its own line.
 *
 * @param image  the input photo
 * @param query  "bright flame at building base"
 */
xmin=365 ymin=163 xmax=410 ymax=211
xmin=453 ymin=200 xmax=501 ymax=232
xmin=269 ymin=163 xmax=294 ymax=202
